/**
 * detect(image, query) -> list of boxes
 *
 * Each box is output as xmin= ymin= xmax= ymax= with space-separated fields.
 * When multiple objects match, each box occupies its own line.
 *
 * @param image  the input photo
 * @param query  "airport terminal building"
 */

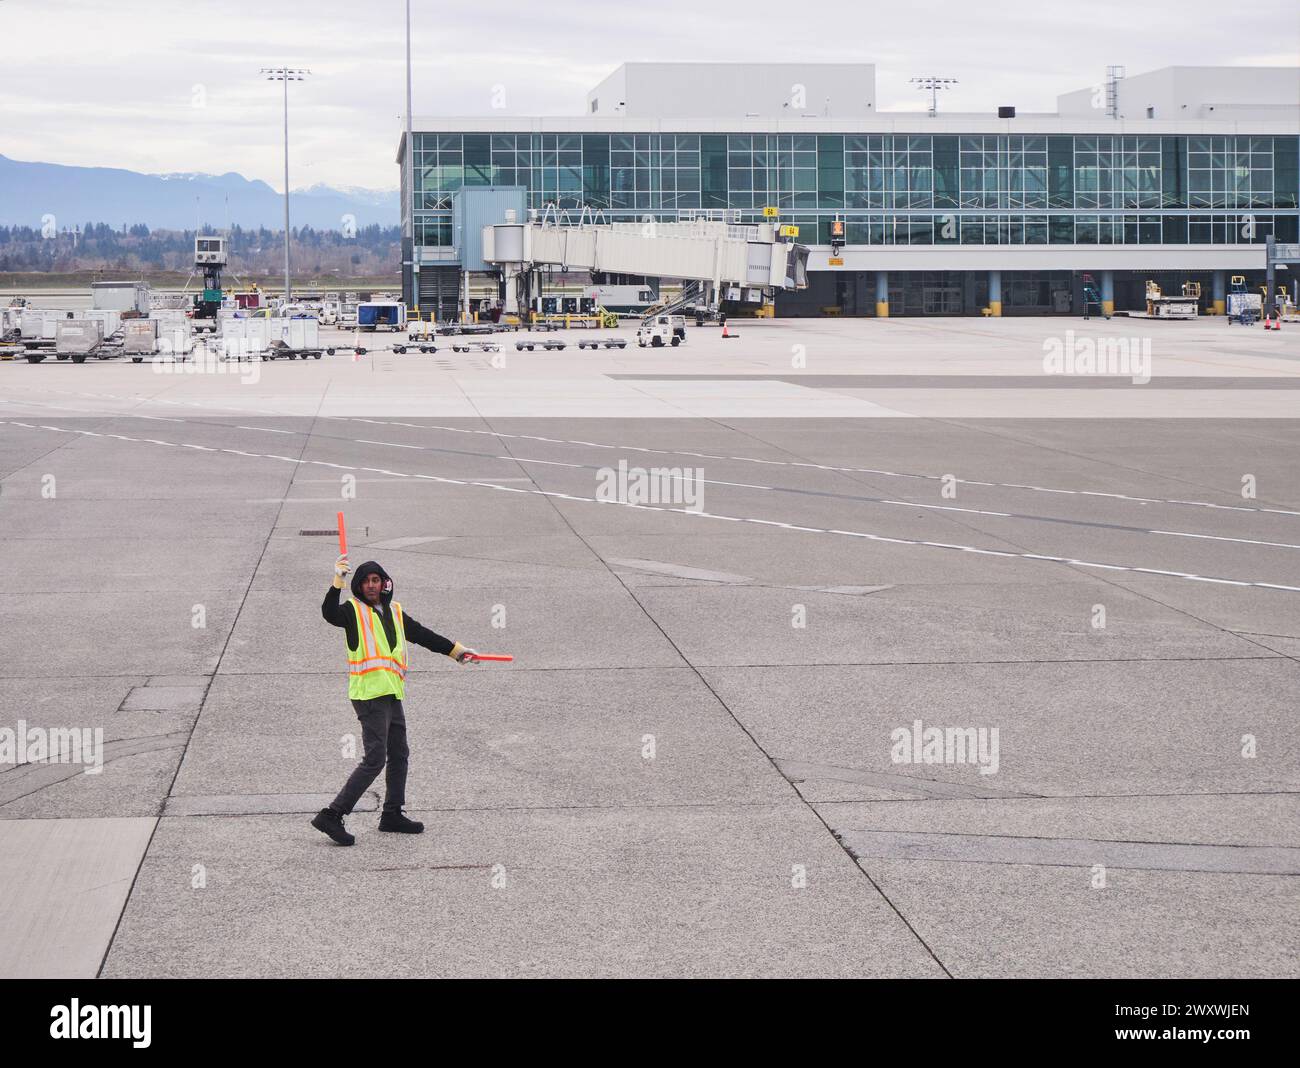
xmin=398 ymin=63 xmax=1300 ymax=317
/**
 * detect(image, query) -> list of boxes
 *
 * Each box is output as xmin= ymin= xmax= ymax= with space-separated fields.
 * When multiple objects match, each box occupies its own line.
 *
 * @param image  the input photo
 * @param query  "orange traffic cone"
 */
xmin=721 ymin=321 xmax=737 ymax=339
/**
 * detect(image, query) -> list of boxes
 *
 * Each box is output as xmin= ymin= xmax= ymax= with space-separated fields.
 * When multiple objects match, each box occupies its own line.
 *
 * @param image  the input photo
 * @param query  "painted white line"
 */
xmin=12 ymin=400 xmax=1268 ymax=520
xmin=3 ymin=418 xmax=1297 ymax=595
xmin=335 ymin=416 xmax=1300 ymax=519
xmin=1149 ymin=529 xmax=1300 ymax=550
xmin=329 ymin=437 xmax=1298 ymax=548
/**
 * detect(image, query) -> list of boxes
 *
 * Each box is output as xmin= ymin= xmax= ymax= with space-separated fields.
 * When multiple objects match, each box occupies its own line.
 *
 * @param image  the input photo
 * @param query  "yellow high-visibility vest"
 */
xmin=346 ymin=598 xmax=408 ymax=700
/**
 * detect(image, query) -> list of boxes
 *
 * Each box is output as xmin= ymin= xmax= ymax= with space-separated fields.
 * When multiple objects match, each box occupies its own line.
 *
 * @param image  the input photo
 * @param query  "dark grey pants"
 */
xmin=330 ymin=694 xmax=409 ymax=816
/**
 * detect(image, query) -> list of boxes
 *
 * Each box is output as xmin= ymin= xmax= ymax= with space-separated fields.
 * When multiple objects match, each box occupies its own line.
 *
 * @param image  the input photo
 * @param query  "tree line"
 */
xmin=0 ymin=223 xmax=401 ymax=277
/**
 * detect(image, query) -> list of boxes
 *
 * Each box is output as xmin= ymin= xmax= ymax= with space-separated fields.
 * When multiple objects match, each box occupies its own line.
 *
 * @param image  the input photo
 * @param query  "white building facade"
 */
xmin=399 ymin=63 xmax=1300 ymax=317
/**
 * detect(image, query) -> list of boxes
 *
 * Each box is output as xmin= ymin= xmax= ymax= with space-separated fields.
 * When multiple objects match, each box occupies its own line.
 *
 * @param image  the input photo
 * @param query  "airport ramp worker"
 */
xmin=312 ymin=554 xmax=477 ymax=846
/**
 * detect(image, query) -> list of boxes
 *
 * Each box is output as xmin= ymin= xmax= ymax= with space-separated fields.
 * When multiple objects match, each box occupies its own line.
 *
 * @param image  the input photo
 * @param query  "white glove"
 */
xmin=332 ymin=554 xmax=351 ymax=588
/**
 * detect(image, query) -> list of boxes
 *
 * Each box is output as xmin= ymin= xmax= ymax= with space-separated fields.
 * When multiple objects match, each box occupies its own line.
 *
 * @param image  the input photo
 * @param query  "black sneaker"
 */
xmin=378 ymin=810 xmax=424 ymax=834
xmin=311 ymin=807 xmax=355 ymax=846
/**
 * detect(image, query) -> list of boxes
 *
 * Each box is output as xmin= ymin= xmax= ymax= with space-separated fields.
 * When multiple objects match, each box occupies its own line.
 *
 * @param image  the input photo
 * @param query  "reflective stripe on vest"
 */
xmin=347 ymin=599 xmax=407 ymax=680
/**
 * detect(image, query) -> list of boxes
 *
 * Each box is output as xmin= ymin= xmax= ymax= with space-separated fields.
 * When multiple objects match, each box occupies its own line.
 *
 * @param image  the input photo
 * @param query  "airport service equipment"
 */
xmin=123 ymin=319 xmax=158 ymax=358
xmin=1145 ymin=280 xmax=1199 ymax=319
xmin=357 ymin=301 xmax=407 ymax=331
xmin=125 ymin=320 xmax=193 ymax=361
xmin=279 ymin=317 xmax=320 ymax=351
xmin=1227 ymin=276 xmax=1262 ymax=326
xmin=91 ymin=281 xmax=152 ymax=314
xmin=223 ymin=316 xmax=324 ymax=359
xmin=54 ymin=319 xmax=106 ymax=363
xmin=191 ymin=236 xmax=228 ymax=328
xmin=83 ymin=309 xmax=122 ymax=339
xmin=580 ymin=284 xmax=657 ymax=314
xmin=636 ymin=315 xmax=681 ymax=348
xmin=221 ymin=317 xmax=276 ymax=355
xmin=19 ymin=309 xmax=61 ymax=343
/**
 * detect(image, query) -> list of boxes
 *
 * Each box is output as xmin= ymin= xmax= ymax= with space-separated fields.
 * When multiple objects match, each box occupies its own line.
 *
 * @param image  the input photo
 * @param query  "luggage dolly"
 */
xmin=448 ymin=340 xmax=501 ymax=353
xmin=576 ymin=337 xmax=628 ymax=350
xmin=515 ymin=338 xmax=566 ymax=352
xmin=265 ymin=340 xmax=323 ymax=361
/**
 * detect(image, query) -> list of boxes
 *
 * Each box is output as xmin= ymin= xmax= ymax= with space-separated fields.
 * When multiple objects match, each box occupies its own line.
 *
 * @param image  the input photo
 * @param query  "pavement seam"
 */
xmin=464 ymin=414 xmax=955 ymax=978
xmin=91 ymin=393 xmax=323 ymax=978
xmin=0 ymin=654 xmax=1287 ymax=677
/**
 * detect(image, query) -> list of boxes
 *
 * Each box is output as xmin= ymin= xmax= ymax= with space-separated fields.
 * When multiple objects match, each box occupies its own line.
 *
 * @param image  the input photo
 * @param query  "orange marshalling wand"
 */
xmin=337 ymin=511 xmax=348 ymax=555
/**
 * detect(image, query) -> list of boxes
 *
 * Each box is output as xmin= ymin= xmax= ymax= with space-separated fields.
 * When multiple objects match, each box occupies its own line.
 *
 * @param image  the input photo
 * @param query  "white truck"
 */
xmin=636 ymin=314 xmax=684 ymax=348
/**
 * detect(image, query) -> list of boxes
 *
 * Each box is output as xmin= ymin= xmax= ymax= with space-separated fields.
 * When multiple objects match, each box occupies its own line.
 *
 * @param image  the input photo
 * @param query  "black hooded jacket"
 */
xmin=322 ymin=560 xmax=455 ymax=657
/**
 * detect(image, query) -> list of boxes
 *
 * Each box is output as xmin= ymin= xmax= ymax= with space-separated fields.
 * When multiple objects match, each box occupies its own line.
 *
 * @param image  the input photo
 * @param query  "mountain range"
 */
xmin=0 ymin=154 xmax=399 ymax=232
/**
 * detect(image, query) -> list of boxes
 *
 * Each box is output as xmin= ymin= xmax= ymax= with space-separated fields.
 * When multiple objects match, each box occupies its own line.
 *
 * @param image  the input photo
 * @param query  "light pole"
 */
xmin=404 ymin=1 xmax=415 ymax=315
xmin=910 ymin=76 xmax=957 ymax=117
xmin=261 ymin=66 xmax=311 ymax=301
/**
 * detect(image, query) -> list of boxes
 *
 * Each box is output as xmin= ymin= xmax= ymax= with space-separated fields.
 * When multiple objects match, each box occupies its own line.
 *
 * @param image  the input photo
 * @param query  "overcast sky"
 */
xmin=2 ymin=0 xmax=1296 ymax=191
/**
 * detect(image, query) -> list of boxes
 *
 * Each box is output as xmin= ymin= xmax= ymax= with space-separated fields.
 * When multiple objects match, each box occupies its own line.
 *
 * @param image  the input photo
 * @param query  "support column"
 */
xmin=875 ymin=271 xmax=889 ymax=318
xmin=1101 ymin=270 xmax=1114 ymax=318
xmin=988 ymin=270 xmax=1002 ymax=316
xmin=1265 ymin=237 xmax=1277 ymax=320
xmin=1212 ymin=270 xmax=1226 ymax=316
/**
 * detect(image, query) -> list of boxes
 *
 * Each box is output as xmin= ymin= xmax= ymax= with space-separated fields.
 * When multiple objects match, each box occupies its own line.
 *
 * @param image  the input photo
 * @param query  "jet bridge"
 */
xmin=482 ymin=213 xmax=808 ymax=315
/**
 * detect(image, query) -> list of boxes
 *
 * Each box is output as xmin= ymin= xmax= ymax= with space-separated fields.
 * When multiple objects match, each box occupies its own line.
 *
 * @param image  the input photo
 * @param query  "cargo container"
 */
xmin=123 ymin=319 xmax=159 ymax=357
xmin=356 ymin=301 xmax=406 ymax=331
xmin=279 ymin=318 xmax=320 ymax=350
xmin=55 ymin=319 xmax=106 ymax=362
xmin=20 ymin=310 xmax=63 ymax=342
xmin=2 ymin=306 xmax=25 ymax=339
xmin=83 ymin=309 xmax=122 ymax=339
xmin=221 ymin=318 xmax=275 ymax=354
xmin=91 ymin=281 xmax=152 ymax=314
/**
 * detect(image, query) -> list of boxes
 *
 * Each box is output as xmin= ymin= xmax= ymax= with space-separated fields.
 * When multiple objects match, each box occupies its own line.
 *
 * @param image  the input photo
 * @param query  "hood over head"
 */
xmin=350 ymin=560 xmax=394 ymax=608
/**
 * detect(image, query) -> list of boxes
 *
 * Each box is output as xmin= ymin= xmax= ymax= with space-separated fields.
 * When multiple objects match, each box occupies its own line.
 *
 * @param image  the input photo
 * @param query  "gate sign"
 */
xmin=762 ymin=206 xmax=779 ymax=218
